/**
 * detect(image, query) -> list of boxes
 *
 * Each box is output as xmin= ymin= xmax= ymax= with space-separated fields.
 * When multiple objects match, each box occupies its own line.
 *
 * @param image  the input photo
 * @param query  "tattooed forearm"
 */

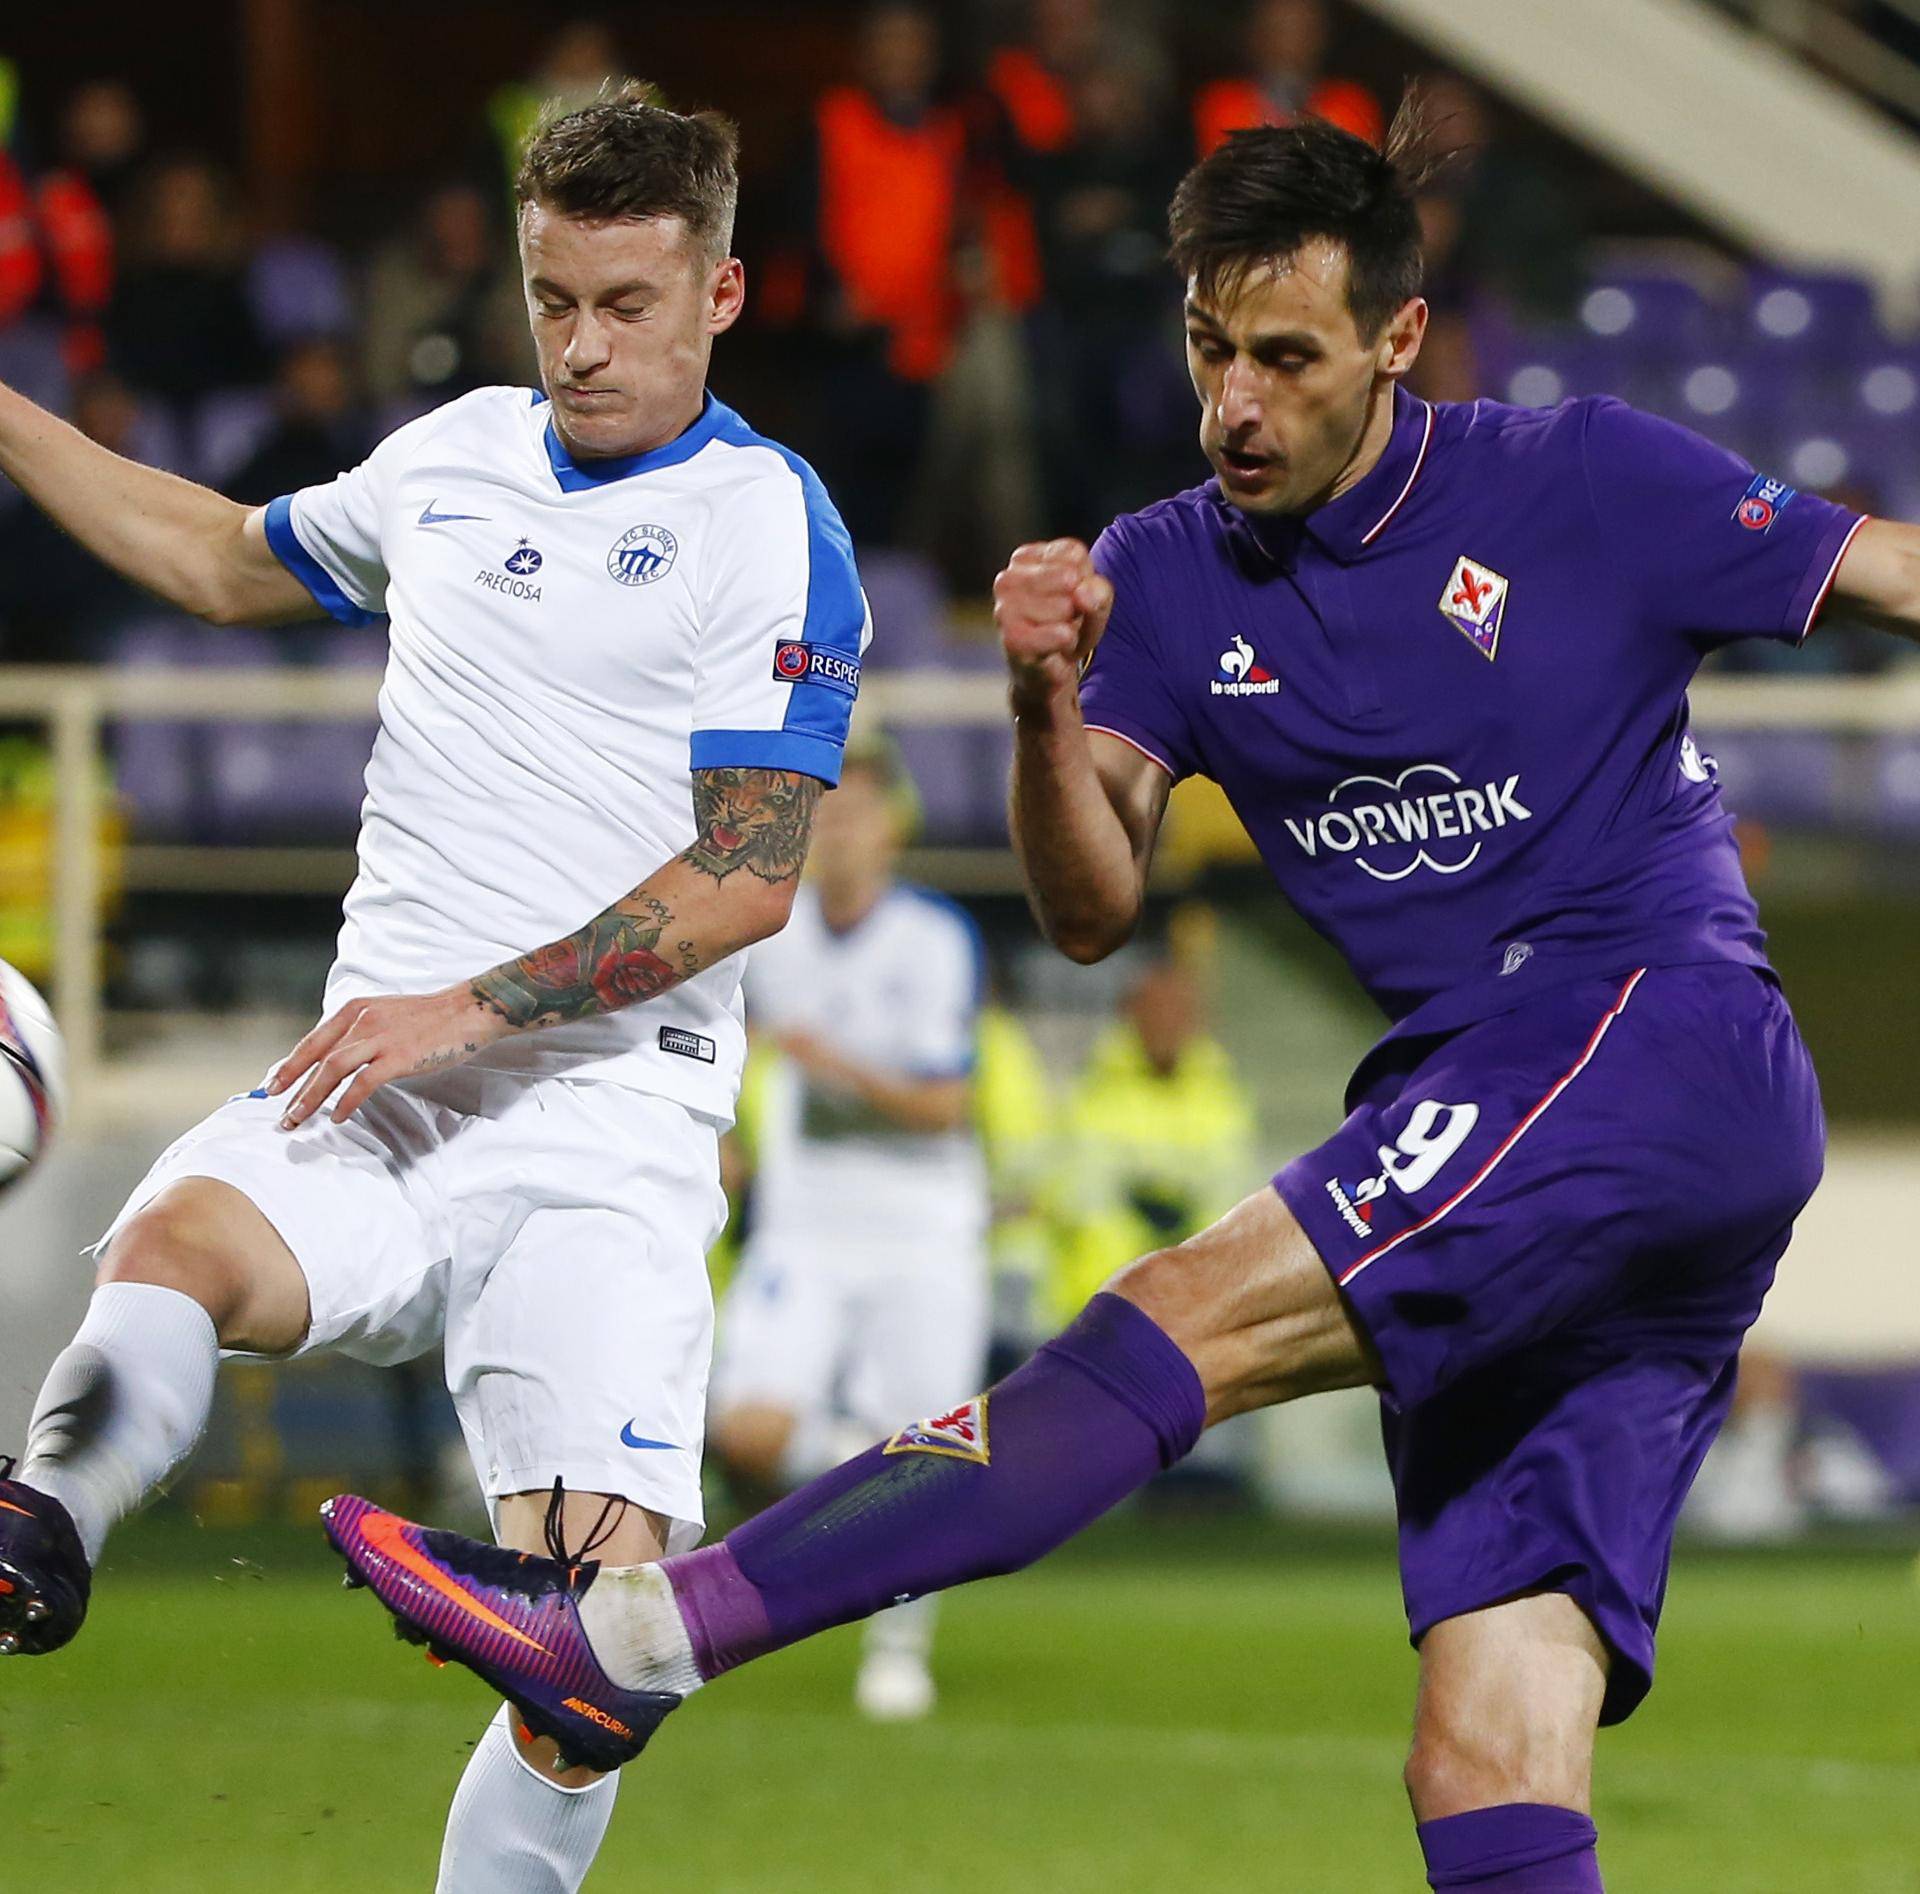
xmin=471 ymin=899 xmax=689 ymax=1029
xmin=683 ymin=767 xmax=822 ymax=884
xmin=467 ymin=769 xmax=824 ymax=1033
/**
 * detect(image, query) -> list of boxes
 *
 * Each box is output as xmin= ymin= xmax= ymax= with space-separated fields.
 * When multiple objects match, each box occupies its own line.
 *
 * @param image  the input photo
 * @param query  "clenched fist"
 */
xmin=993 ymin=539 xmax=1115 ymax=706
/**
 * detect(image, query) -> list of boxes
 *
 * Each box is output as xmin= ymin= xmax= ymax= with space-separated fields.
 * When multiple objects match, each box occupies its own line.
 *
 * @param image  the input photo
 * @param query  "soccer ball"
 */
xmin=0 ymin=960 xmax=65 ymax=1192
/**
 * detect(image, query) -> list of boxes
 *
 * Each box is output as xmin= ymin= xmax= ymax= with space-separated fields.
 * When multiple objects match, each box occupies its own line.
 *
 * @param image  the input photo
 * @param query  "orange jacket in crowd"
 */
xmin=0 ymin=150 xmax=114 ymax=370
xmin=1193 ymin=75 xmax=1383 ymax=155
xmin=0 ymin=153 xmax=44 ymax=327
xmin=978 ymin=44 xmax=1078 ymax=314
xmin=814 ymin=83 xmax=968 ymax=382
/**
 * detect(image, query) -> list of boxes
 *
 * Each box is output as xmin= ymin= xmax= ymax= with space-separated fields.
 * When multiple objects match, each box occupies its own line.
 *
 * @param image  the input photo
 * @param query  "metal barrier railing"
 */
xmin=0 ymin=662 xmax=1916 ymax=1115
xmin=0 ymin=665 xmax=1008 ymax=1110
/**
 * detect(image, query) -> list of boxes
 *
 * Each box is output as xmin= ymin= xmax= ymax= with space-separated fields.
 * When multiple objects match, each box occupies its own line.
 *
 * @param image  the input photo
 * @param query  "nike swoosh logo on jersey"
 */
xmin=620 ymin=1422 xmax=678 ymax=1451
xmin=418 ymin=500 xmax=488 ymax=525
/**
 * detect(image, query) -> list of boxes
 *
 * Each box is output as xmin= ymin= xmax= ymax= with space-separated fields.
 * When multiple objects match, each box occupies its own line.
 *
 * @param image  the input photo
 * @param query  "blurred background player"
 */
xmin=1046 ymin=945 xmax=1255 ymax=1326
xmin=1045 ymin=941 xmax=1263 ymax=1494
xmin=1191 ymin=0 xmax=1383 ymax=156
xmin=709 ymin=734 xmax=988 ymax=1721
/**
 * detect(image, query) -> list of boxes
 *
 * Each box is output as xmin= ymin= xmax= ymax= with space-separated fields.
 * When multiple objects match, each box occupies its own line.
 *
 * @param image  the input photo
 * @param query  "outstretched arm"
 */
xmin=270 ymin=766 xmax=822 ymax=1126
xmin=0 ymin=379 xmax=316 ymax=626
xmin=1827 ymin=517 xmax=1920 ymax=642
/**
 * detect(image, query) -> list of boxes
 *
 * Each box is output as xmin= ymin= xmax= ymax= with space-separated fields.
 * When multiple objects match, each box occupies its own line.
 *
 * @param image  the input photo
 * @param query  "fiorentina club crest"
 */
xmin=1438 ymin=555 xmax=1509 ymax=661
xmin=885 ymin=1396 xmax=991 ymax=1465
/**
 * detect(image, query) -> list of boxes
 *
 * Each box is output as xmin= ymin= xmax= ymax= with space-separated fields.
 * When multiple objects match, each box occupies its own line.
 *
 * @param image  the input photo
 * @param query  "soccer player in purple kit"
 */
xmin=325 ymin=108 xmax=1920 ymax=1889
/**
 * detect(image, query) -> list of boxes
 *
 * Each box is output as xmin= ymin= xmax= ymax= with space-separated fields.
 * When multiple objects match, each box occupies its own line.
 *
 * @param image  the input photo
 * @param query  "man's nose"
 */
xmin=1218 ymin=355 xmax=1263 ymax=435
xmin=565 ymin=313 xmax=612 ymax=375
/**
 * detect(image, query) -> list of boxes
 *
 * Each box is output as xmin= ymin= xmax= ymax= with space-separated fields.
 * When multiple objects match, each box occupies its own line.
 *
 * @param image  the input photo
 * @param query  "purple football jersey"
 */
xmin=1080 ymin=389 xmax=1863 ymax=1034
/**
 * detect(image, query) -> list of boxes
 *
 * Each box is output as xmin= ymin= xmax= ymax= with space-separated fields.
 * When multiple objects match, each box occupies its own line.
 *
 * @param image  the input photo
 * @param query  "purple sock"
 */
xmin=1418 ymin=1806 xmax=1603 ymax=1891
xmin=665 ymin=1292 xmax=1206 ymax=1677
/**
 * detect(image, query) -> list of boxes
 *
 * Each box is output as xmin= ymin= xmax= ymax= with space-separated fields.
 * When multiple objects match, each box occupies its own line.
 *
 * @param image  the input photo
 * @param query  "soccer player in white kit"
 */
xmin=0 ymin=90 xmax=865 ymax=1891
xmin=709 ymin=742 xmax=990 ymax=1720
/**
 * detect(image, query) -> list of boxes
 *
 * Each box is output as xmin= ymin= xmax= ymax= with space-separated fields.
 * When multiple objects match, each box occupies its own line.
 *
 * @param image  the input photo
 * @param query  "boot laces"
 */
xmin=540 ymin=1477 xmax=628 ymax=1568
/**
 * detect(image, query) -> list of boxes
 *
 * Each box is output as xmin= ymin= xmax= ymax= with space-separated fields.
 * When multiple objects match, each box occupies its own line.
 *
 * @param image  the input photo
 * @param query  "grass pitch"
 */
xmin=2 ymin=1511 xmax=1916 ymax=1892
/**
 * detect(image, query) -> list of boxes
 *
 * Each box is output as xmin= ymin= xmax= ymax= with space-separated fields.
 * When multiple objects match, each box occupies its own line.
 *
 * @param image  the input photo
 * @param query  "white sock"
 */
xmin=863 ymin=1593 xmax=937 ymax=1666
xmin=435 ymin=1703 xmax=619 ymax=1894
xmin=20 ymin=1282 xmax=219 ymax=1563
xmin=574 ymin=1562 xmax=705 ymax=1697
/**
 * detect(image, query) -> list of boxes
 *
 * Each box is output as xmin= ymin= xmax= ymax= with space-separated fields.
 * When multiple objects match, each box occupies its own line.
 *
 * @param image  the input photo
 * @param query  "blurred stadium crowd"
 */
xmin=1 ymin=1 xmax=1915 ymax=867
xmin=4 ymin=3 xmax=1917 ymax=609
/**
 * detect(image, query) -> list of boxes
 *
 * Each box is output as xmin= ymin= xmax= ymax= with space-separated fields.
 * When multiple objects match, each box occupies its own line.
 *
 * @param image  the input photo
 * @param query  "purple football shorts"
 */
xmin=1275 ymin=963 xmax=1824 ymax=1722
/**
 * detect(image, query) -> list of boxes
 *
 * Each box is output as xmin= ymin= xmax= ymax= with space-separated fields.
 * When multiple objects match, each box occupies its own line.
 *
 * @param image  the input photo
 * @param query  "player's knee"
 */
xmin=99 ymin=1186 xmax=307 ymax=1353
xmin=1403 ymin=1702 xmax=1583 ymax=1819
xmin=1106 ymin=1191 xmax=1376 ymax=1420
xmin=1106 ymin=1244 xmax=1200 ymax=1343
xmin=99 ymin=1197 xmax=243 ymax=1324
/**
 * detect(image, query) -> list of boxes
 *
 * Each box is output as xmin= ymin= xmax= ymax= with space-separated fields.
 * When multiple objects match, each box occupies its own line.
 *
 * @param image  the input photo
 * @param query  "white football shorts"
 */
xmin=711 ymin=1229 xmax=990 ymax=1436
xmin=96 ymin=1067 xmax=727 ymax=1550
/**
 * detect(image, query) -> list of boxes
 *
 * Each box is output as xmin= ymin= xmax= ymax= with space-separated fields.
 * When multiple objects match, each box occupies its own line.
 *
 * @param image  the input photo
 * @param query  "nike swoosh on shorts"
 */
xmin=620 ymin=1423 xmax=678 ymax=1451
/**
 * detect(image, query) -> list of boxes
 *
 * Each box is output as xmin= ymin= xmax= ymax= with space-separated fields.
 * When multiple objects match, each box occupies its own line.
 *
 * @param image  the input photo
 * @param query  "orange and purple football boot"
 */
xmin=321 ymin=1492 xmax=682 ymax=1772
xmin=0 ymin=1457 xmax=91 ymax=1655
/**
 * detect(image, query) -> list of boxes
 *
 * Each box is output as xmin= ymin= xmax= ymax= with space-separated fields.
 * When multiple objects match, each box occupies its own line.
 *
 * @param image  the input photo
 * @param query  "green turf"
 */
xmin=2 ymin=1514 xmax=1916 ymax=1891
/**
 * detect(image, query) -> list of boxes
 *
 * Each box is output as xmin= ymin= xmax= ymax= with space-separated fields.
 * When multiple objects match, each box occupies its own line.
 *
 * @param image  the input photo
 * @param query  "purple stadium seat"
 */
xmin=247 ymin=236 xmax=355 ymax=345
xmin=1787 ymin=431 xmax=1861 ymax=489
xmin=1796 ymin=1366 xmax=1920 ymax=1504
xmin=192 ymin=389 xmax=278 ymax=485
xmin=323 ymin=624 xmax=389 ymax=669
xmin=209 ymin=719 xmax=374 ymax=840
xmin=1464 ymin=298 xmax=1523 ymax=385
xmin=858 ymin=550 xmax=947 ymax=669
xmin=1641 ymin=353 xmax=1780 ymax=462
xmin=1577 ymin=272 xmax=1719 ymax=360
xmin=1874 ymin=736 xmax=1920 ymax=835
xmin=1703 ymin=730 xmax=1840 ymax=826
xmin=1497 ymin=330 xmax=1627 ymax=408
xmin=1742 ymin=269 xmax=1880 ymax=358
xmin=105 ymin=617 xmax=378 ymax=843
xmin=0 ymin=316 xmax=70 ymax=416
xmin=1811 ymin=354 xmax=1920 ymax=500
xmin=977 ymin=722 xmax=1015 ymax=833
xmin=1115 ymin=338 xmax=1194 ymax=452
xmin=107 ymin=618 xmax=272 ymax=839
xmin=123 ymin=397 xmax=191 ymax=477
xmin=939 ymin=633 xmax=1002 ymax=673
xmin=1848 ymin=352 xmax=1920 ymax=427
xmin=897 ymin=725 xmax=981 ymax=843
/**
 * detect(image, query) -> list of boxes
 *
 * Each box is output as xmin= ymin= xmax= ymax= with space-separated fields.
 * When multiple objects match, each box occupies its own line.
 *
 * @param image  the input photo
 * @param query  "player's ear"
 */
xmin=1378 ymin=297 xmax=1427 ymax=381
xmin=707 ymin=256 xmax=746 ymax=336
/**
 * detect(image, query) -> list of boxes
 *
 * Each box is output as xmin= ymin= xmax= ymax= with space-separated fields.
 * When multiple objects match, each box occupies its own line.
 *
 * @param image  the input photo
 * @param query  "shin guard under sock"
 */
xmin=665 ymin=1293 xmax=1205 ymax=1677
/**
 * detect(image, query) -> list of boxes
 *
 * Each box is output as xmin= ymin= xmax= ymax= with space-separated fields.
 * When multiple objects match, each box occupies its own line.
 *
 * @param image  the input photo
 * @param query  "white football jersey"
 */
xmin=746 ymin=883 xmax=988 ymax=1245
xmin=263 ymin=387 xmax=868 ymax=1120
